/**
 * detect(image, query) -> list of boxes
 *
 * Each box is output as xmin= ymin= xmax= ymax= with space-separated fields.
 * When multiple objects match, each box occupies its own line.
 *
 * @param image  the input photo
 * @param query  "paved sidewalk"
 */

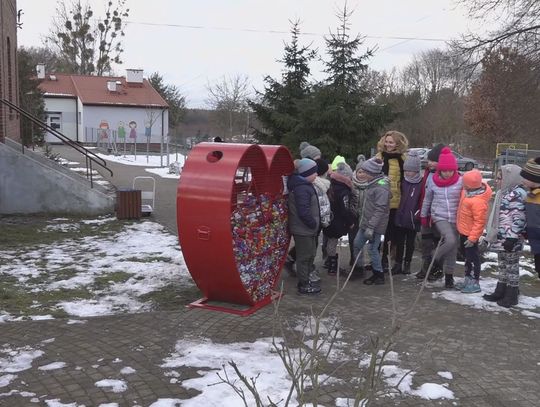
xmin=2 ymin=148 xmax=539 ymax=406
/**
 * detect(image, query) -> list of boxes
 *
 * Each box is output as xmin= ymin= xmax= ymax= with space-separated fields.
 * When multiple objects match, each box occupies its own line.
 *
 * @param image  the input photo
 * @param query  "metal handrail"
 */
xmin=1 ymin=99 xmax=113 ymax=186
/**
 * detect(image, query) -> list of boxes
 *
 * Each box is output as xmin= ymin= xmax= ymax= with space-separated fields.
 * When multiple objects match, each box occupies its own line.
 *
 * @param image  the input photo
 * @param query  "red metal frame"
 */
xmin=177 ymin=143 xmax=293 ymax=315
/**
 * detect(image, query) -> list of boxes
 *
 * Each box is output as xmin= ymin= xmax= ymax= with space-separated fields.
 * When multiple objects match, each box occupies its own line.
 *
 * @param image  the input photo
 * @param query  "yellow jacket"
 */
xmin=377 ymin=152 xmax=405 ymax=209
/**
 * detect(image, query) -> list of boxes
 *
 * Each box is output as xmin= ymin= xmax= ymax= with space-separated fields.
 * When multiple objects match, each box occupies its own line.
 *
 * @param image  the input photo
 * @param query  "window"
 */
xmin=47 ymin=112 xmax=62 ymax=140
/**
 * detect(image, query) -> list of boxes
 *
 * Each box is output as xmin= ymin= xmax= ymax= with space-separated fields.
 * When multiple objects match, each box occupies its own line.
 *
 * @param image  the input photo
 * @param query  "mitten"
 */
xmin=463 ymin=239 xmax=475 ymax=248
xmin=364 ymin=228 xmax=374 ymax=241
xmin=503 ymin=238 xmax=518 ymax=252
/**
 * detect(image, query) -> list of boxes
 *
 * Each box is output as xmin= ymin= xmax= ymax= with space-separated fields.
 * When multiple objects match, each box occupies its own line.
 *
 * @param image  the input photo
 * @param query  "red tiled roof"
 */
xmin=38 ymin=73 xmax=168 ymax=108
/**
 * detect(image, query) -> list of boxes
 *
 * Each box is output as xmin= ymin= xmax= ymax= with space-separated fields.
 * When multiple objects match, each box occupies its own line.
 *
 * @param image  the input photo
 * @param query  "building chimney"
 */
xmin=107 ymin=80 xmax=117 ymax=92
xmin=126 ymin=69 xmax=144 ymax=84
xmin=36 ymin=63 xmax=45 ymax=79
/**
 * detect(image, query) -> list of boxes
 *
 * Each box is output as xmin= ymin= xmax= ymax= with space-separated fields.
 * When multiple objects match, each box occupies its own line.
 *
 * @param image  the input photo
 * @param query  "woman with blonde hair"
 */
xmin=375 ymin=130 xmax=409 ymax=273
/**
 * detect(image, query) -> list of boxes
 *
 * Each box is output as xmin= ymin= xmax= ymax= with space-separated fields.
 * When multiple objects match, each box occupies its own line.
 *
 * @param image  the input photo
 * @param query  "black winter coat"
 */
xmin=323 ymin=178 xmax=356 ymax=238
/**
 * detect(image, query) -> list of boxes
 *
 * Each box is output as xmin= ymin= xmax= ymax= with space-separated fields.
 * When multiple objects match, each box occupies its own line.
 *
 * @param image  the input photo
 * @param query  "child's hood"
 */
xmin=500 ymin=164 xmax=523 ymax=192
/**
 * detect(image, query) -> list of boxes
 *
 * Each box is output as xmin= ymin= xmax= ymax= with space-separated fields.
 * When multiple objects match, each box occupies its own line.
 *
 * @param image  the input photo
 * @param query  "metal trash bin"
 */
xmin=116 ymin=188 xmax=142 ymax=220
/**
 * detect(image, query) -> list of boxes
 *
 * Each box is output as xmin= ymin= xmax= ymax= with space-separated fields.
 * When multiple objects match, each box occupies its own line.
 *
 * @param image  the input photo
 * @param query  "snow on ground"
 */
xmin=161 ymin=329 xmax=455 ymax=406
xmin=0 ymin=344 xmax=44 ymax=390
xmin=433 ymin=275 xmax=540 ymax=319
xmin=358 ymin=351 xmax=454 ymax=400
xmin=95 ymin=379 xmax=127 ymax=393
xmin=0 ymin=219 xmax=192 ymax=321
xmin=38 ymin=362 xmax=67 ymax=371
xmin=97 ymin=152 xmax=185 ymax=167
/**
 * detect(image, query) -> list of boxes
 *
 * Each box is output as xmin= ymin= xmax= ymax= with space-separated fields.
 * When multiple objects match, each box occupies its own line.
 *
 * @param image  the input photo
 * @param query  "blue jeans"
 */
xmin=353 ymin=229 xmax=383 ymax=272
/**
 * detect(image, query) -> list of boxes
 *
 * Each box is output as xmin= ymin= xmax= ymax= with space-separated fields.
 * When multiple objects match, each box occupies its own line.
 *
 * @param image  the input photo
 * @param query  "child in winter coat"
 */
xmin=420 ymin=147 xmax=463 ymax=288
xmin=456 ymin=169 xmax=493 ymax=293
xmin=520 ymin=157 xmax=540 ymax=279
xmin=287 ymin=158 xmax=321 ymax=295
xmin=376 ymin=130 xmax=409 ymax=272
xmin=483 ymin=164 xmax=527 ymax=307
xmin=352 ymin=158 xmax=392 ymax=285
xmin=393 ymin=153 xmax=423 ymax=275
xmin=416 ymin=143 xmax=445 ymax=280
xmin=323 ymin=162 xmax=357 ymax=275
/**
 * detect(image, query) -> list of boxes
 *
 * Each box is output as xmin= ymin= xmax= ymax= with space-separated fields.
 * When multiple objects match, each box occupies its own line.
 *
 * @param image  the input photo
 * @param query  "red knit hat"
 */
xmin=436 ymin=147 xmax=458 ymax=171
xmin=463 ymin=169 xmax=482 ymax=189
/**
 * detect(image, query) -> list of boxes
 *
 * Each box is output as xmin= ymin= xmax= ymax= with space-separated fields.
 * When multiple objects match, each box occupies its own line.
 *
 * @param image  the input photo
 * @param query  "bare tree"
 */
xmin=45 ymin=0 xmax=129 ymax=75
xmin=453 ymin=0 xmax=540 ymax=67
xmin=206 ymin=74 xmax=251 ymax=141
xmin=401 ymin=48 xmax=473 ymax=102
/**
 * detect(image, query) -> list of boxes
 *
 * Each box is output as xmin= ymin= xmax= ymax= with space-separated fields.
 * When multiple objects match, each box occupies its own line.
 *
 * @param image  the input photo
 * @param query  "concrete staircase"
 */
xmin=0 ymin=139 xmax=115 ymax=215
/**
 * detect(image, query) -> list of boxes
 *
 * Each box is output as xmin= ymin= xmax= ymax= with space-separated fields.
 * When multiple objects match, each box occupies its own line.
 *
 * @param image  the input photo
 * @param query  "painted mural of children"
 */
xmin=483 ymin=164 xmax=527 ymax=307
xmin=99 ymin=120 xmax=109 ymax=140
xmin=117 ymin=121 xmax=126 ymax=139
xmin=520 ymin=157 xmax=540 ymax=279
xmin=456 ymin=169 xmax=492 ymax=293
xmin=420 ymin=147 xmax=463 ymax=289
xmin=129 ymin=120 xmax=137 ymax=140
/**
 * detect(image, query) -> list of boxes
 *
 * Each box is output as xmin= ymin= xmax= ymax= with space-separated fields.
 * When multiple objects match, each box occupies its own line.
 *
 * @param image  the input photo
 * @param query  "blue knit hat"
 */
xmin=297 ymin=158 xmax=317 ymax=177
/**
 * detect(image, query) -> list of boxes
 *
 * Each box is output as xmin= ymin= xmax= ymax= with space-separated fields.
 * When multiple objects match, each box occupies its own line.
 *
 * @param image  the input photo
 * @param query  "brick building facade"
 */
xmin=0 ymin=0 xmax=20 ymax=143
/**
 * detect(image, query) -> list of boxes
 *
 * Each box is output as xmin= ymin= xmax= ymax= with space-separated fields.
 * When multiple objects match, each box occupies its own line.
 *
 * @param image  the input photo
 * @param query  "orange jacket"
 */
xmin=456 ymin=182 xmax=493 ymax=242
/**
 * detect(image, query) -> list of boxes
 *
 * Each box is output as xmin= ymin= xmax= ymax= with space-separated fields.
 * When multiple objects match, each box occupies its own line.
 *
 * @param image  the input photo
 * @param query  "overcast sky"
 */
xmin=16 ymin=0 xmax=478 ymax=108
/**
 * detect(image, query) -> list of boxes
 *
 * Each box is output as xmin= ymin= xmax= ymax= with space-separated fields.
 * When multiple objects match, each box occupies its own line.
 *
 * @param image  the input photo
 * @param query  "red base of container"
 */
xmin=187 ymin=291 xmax=282 ymax=316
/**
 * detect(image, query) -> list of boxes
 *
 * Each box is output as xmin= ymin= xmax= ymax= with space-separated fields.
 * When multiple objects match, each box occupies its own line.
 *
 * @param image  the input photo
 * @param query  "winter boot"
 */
xmin=297 ymin=281 xmax=321 ymax=295
xmin=483 ymin=282 xmax=506 ymax=302
xmin=391 ymin=263 xmax=403 ymax=275
xmin=363 ymin=271 xmax=385 ymax=285
xmin=455 ymin=275 xmax=472 ymax=291
xmin=444 ymin=274 xmax=454 ymax=289
xmin=427 ymin=261 xmax=444 ymax=282
xmin=496 ymin=285 xmax=519 ymax=308
xmin=461 ymin=278 xmax=481 ymax=294
xmin=416 ymin=258 xmax=431 ymax=279
xmin=327 ymin=255 xmax=338 ymax=275
xmin=403 ymin=261 xmax=411 ymax=275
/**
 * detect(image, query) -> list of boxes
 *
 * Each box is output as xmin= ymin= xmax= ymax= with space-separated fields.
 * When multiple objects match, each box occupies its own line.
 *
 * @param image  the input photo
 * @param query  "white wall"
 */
xmin=83 ymin=105 xmax=169 ymax=145
xmin=43 ymin=97 xmax=78 ymax=143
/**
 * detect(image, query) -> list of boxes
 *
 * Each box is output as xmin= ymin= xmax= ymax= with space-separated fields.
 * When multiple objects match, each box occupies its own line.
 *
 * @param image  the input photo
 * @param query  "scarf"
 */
xmin=404 ymin=172 xmax=422 ymax=184
xmin=381 ymin=151 xmax=404 ymax=180
xmin=485 ymin=164 xmax=524 ymax=243
xmin=465 ymin=185 xmax=486 ymax=198
xmin=433 ymin=171 xmax=460 ymax=187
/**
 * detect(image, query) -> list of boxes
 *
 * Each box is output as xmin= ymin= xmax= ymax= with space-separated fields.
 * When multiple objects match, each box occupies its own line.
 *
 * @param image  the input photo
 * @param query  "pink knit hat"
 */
xmin=436 ymin=147 xmax=458 ymax=171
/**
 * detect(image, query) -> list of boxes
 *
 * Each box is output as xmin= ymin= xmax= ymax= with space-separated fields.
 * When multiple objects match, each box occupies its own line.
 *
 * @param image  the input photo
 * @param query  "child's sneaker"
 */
xmin=461 ymin=279 xmax=481 ymax=293
xmin=455 ymin=275 xmax=472 ymax=290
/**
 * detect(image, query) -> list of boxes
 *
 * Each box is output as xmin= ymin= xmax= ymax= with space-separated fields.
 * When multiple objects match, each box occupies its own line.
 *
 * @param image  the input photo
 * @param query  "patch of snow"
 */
xmin=437 ymin=371 xmax=453 ymax=380
xmin=120 ymin=366 xmax=136 ymax=375
xmin=95 ymin=379 xmax=127 ymax=393
xmin=148 ymin=400 xmax=182 ymax=407
xmin=161 ymin=337 xmax=299 ymax=406
xmin=0 ymin=374 xmax=17 ymax=387
xmin=45 ymin=399 xmax=84 ymax=407
xmin=433 ymin=276 xmax=540 ymax=318
xmin=413 ymin=382 xmax=454 ymax=400
xmin=38 ymin=362 xmax=67 ymax=371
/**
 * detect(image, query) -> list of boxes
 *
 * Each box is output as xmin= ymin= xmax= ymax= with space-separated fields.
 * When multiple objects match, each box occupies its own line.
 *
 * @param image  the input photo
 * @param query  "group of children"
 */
xmin=286 ymin=133 xmax=540 ymax=308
